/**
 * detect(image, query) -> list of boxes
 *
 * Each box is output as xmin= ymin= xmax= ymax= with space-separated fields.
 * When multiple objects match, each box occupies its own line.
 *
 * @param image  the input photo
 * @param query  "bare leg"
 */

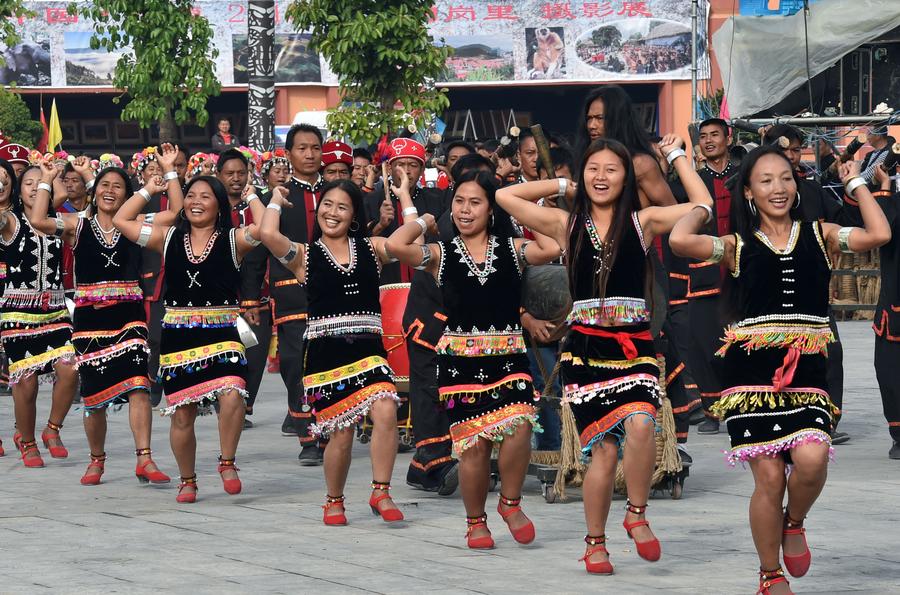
xmin=129 ymin=390 xmax=163 ymax=472
xmin=170 ymin=404 xmax=199 ymax=489
xmin=48 ymin=361 xmax=77 ymax=428
xmin=621 ymin=415 xmax=658 ymax=544
xmin=783 ymin=442 xmax=829 ymax=557
xmin=12 ymin=374 xmax=39 ymax=442
xmin=582 ymin=437 xmax=619 ymax=564
xmin=323 ymin=426 xmax=354 ymax=515
xmin=748 ymin=456 xmax=788 ymax=573
xmin=368 ymin=398 xmax=399 ymax=512
xmin=216 ymin=389 xmax=245 ymax=481
xmin=83 ymin=409 xmax=108 ymax=455
xmin=459 ymin=438 xmax=493 ymax=539
xmin=496 ymin=422 xmax=533 ymax=530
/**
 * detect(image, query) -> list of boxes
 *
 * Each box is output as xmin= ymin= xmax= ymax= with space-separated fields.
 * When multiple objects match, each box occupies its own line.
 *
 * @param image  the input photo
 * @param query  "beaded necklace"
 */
xmin=184 ymin=229 xmax=219 ymax=264
xmin=91 ymin=217 xmax=120 ymax=249
xmin=317 ymin=237 xmax=356 ymax=275
xmin=452 ymin=235 xmax=497 ymax=286
xmin=584 ymin=214 xmax=614 ymax=274
xmin=754 ymin=221 xmax=799 ymax=255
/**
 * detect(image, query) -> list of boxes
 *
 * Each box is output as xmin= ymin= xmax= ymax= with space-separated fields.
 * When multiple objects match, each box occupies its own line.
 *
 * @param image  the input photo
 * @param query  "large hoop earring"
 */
xmin=349 ymin=220 xmax=359 ymax=232
xmin=748 ymin=200 xmax=757 ymax=216
xmin=792 ymin=191 xmax=801 ymax=209
xmin=490 ymin=213 xmax=495 ymax=227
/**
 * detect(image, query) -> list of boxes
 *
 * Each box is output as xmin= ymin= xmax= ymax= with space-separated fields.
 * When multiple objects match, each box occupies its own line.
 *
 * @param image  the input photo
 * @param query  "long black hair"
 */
xmin=176 ymin=175 xmax=233 ymax=233
xmin=0 ymin=158 xmax=18 ymax=210
xmin=90 ymin=167 xmax=134 ymax=213
xmin=12 ymin=165 xmax=45 ymax=214
xmin=311 ymin=179 xmax=368 ymax=243
xmin=449 ymin=169 xmax=516 ymax=239
xmin=567 ymin=138 xmax=643 ymax=302
xmin=575 ymin=85 xmax=655 ymax=161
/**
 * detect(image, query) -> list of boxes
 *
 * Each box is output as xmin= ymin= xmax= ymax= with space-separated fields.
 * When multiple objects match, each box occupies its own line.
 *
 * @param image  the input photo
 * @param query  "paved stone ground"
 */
xmin=0 ymin=321 xmax=898 ymax=594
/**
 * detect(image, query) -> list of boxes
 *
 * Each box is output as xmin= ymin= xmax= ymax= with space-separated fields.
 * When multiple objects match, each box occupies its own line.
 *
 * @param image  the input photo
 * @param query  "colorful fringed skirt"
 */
xmin=303 ymin=334 xmax=398 ymax=438
xmin=73 ymin=301 xmax=150 ymax=410
xmin=712 ymin=323 xmax=835 ymax=465
xmin=0 ymin=305 xmax=75 ymax=384
xmin=437 ymin=349 xmax=539 ymax=457
xmin=158 ymin=307 xmax=248 ymax=415
xmin=560 ymin=323 xmax=661 ymax=454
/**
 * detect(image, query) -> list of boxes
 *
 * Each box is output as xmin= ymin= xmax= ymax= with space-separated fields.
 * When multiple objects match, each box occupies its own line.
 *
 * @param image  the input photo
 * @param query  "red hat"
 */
xmin=388 ymin=138 xmax=425 ymax=164
xmin=0 ymin=141 xmax=30 ymax=166
xmin=321 ymin=140 xmax=353 ymax=168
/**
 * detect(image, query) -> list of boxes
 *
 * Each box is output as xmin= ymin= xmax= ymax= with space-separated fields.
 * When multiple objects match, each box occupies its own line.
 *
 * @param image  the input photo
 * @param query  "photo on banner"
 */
xmin=232 ymin=33 xmax=322 ymax=84
xmin=0 ymin=33 xmax=51 ymax=86
xmin=438 ymin=35 xmax=514 ymax=82
xmin=64 ymin=31 xmax=124 ymax=86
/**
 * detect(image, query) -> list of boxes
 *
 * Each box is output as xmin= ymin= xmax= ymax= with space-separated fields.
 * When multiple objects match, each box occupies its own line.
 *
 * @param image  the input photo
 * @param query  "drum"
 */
xmin=379 ymin=283 xmax=411 ymax=392
xmin=521 ymin=264 xmax=572 ymax=323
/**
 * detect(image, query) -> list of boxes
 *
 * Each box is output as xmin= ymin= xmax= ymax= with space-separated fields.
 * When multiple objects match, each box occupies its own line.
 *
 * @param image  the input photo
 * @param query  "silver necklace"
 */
xmin=453 ymin=235 xmax=497 ymax=285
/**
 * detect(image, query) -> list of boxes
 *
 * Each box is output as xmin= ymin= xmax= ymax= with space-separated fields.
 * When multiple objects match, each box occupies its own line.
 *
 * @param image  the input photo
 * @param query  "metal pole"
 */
xmin=691 ymin=0 xmax=698 ymax=121
xmin=248 ymin=0 xmax=276 ymax=152
xmin=731 ymin=114 xmax=896 ymax=133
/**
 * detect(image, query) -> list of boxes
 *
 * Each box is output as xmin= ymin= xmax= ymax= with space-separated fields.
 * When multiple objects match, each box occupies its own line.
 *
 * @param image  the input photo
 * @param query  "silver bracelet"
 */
xmin=402 ymin=206 xmax=418 ymax=218
xmin=414 ymin=217 xmax=427 ymax=235
xmin=277 ymin=243 xmax=298 ymax=265
xmin=266 ymin=202 xmax=282 ymax=213
xmin=136 ymin=223 xmax=153 ymax=247
xmin=245 ymin=193 xmax=259 ymax=204
xmin=37 ymin=182 xmax=52 ymax=193
xmin=163 ymin=171 xmax=179 ymax=182
xmin=84 ymin=178 xmax=95 ymax=191
xmin=138 ymin=188 xmax=152 ymax=202
xmin=693 ymin=204 xmax=713 ymax=224
xmin=53 ymin=216 xmax=65 ymax=238
xmin=414 ymin=244 xmax=432 ymax=270
xmin=557 ymin=178 xmax=567 ymax=200
xmin=243 ymin=226 xmax=261 ymax=247
xmin=844 ymin=176 xmax=866 ymax=197
xmin=518 ymin=240 xmax=532 ymax=265
xmin=707 ymin=236 xmax=725 ymax=263
xmin=665 ymin=148 xmax=687 ymax=165
xmin=837 ymin=227 xmax=854 ymax=253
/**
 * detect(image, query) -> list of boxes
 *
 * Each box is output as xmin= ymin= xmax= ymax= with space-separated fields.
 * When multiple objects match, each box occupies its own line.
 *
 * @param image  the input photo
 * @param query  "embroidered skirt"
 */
xmin=73 ymin=301 xmax=150 ymax=410
xmin=561 ymin=324 xmax=661 ymax=455
xmin=0 ymin=307 xmax=75 ymax=384
xmin=158 ymin=323 xmax=247 ymax=415
xmin=712 ymin=345 xmax=834 ymax=465
xmin=438 ymin=351 xmax=539 ymax=457
xmin=303 ymin=334 xmax=398 ymax=438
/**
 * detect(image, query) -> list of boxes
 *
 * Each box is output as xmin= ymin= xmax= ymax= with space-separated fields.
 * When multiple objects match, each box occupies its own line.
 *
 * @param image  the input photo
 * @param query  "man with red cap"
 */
xmin=0 ymin=138 xmax=30 ymax=178
xmin=364 ymin=137 xmax=458 ymax=494
xmin=320 ymin=140 xmax=353 ymax=182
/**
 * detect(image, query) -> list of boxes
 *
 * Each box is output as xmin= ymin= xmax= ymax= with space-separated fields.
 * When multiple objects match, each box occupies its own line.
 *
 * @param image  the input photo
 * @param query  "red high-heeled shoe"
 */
xmin=80 ymin=452 xmax=107 ymax=486
xmin=176 ymin=475 xmax=198 ymax=503
xmin=497 ymin=493 xmax=535 ymax=544
xmin=782 ymin=510 xmax=811 ymax=578
xmin=17 ymin=438 xmax=44 ymax=468
xmin=757 ymin=566 xmax=793 ymax=595
xmin=217 ymin=456 xmax=242 ymax=494
xmin=369 ymin=481 xmax=404 ymax=522
xmin=580 ymin=534 xmax=614 ymax=575
xmin=466 ymin=514 xmax=494 ymax=549
xmin=323 ymin=494 xmax=347 ymax=526
xmin=134 ymin=448 xmax=171 ymax=484
xmin=622 ymin=500 xmax=661 ymax=562
xmin=41 ymin=420 xmax=68 ymax=459
xmin=0 ymin=437 xmax=5 ymax=457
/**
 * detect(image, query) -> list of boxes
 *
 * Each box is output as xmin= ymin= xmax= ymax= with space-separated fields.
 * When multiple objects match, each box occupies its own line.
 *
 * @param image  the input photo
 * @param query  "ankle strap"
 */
xmin=584 ymin=534 xmax=607 ymax=546
xmin=371 ymin=480 xmax=391 ymax=491
xmin=46 ymin=420 xmax=63 ymax=432
xmin=326 ymin=494 xmax=345 ymax=504
xmin=135 ymin=448 xmax=152 ymax=457
xmin=89 ymin=452 xmax=107 ymax=462
xmin=179 ymin=475 xmax=197 ymax=485
xmin=217 ymin=456 xmax=236 ymax=466
xmin=625 ymin=500 xmax=648 ymax=515
xmin=466 ymin=514 xmax=488 ymax=526
xmin=783 ymin=509 xmax=805 ymax=528
xmin=20 ymin=439 xmax=38 ymax=450
xmin=759 ymin=567 xmax=784 ymax=580
xmin=499 ymin=493 xmax=521 ymax=507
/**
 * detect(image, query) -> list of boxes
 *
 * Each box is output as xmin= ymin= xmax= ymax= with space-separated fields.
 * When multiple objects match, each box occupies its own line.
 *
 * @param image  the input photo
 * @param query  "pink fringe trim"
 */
xmin=726 ymin=430 xmax=834 ymax=467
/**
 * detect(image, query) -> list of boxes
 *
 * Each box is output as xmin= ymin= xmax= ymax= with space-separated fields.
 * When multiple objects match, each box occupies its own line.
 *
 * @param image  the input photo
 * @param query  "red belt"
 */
xmin=772 ymin=347 xmax=801 ymax=391
xmin=571 ymin=325 xmax=652 ymax=360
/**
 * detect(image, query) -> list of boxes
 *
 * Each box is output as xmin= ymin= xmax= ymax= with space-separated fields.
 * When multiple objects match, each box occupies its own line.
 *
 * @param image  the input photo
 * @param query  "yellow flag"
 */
xmin=47 ymin=98 xmax=63 ymax=153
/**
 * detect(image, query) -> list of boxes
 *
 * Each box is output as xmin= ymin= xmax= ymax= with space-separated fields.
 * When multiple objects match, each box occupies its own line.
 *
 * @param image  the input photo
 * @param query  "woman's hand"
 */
xmin=390 ymin=167 xmax=410 ymax=197
xmin=157 ymin=143 xmax=179 ymax=173
xmin=658 ymin=134 xmax=685 ymax=157
xmin=39 ymin=159 xmax=60 ymax=183
xmin=72 ymin=156 xmax=94 ymax=180
xmin=839 ymin=160 xmax=861 ymax=184
xmin=142 ymin=174 xmax=167 ymax=196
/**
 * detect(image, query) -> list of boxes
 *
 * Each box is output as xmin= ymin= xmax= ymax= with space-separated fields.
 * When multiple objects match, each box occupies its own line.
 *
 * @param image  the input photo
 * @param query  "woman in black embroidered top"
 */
xmin=0 ymin=158 xmax=13 ymax=458
xmin=258 ymin=178 xmax=410 ymax=526
xmin=670 ymin=147 xmax=890 ymax=595
xmin=497 ymin=136 xmax=711 ymax=574
xmin=388 ymin=170 xmax=561 ymax=550
xmin=113 ymin=174 xmax=264 ymax=503
xmin=0 ymin=161 xmax=78 ymax=468
xmin=29 ymin=146 xmax=183 ymax=486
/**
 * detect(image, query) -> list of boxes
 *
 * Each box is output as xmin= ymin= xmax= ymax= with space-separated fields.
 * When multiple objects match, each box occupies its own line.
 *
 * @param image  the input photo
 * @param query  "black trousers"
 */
xmin=277 ymin=319 xmax=315 ymax=445
xmin=826 ymin=312 xmax=844 ymax=427
xmin=406 ymin=341 xmax=453 ymax=487
xmin=687 ymin=295 xmax=724 ymax=415
xmin=244 ymin=307 xmax=273 ymax=414
xmin=874 ymin=335 xmax=900 ymax=442
xmin=662 ymin=303 xmax=702 ymax=444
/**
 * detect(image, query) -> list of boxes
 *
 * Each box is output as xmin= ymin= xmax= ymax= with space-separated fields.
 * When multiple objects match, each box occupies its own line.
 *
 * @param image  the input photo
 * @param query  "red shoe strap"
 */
xmin=88 ymin=452 xmax=107 ymax=465
xmin=624 ymin=518 xmax=651 ymax=531
xmin=625 ymin=500 xmax=648 ymax=515
xmin=370 ymin=492 xmax=393 ymax=507
xmin=178 ymin=475 xmax=198 ymax=489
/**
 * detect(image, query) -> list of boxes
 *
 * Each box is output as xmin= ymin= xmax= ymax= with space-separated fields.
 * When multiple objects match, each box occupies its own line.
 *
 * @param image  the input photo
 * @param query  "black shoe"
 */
xmin=688 ymin=408 xmax=706 ymax=425
xmin=281 ymin=414 xmax=299 ymax=437
xmin=298 ymin=444 xmax=324 ymax=466
xmin=890 ymin=441 xmax=900 ymax=460
xmin=677 ymin=446 xmax=693 ymax=466
xmin=406 ymin=460 xmax=440 ymax=492
xmin=0 ymin=384 xmax=11 ymax=396
xmin=243 ymin=418 xmax=254 ymax=430
xmin=830 ymin=430 xmax=849 ymax=445
xmin=437 ymin=460 xmax=459 ymax=496
xmin=697 ymin=418 xmax=720 ymax=434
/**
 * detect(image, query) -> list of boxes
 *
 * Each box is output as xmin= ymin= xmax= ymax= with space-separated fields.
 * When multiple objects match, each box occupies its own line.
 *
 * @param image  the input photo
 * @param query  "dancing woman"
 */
xmin=113 ymin=174 xmax=264 ymax=502
xmin=257 ymin=178 xmax=405 ymax=525
xmin=496 ymin=136 xmax=712 ymax=572
xmin=0 ymin=159 xmax=14 ymax=457
xmin=0 ymin=162 xmax=78 ymax=467
xmin=28 ymin=147 xmax=183 ymax=485
xmin=387 ymin=169 xmax=561 ymax=549
xmin=670 ymin=148 xmax=889 ymax=594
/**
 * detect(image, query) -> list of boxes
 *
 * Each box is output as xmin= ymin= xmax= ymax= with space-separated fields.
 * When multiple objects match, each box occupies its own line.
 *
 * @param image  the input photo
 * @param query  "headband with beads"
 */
xmin=132 ymin=147 xmax=158 ymax=173
xmin=92 ymin=153 xmax=124 ymax=172
xmin=259 ymin=148 xmax=292 ymax=177
xmin=188 ymin=152 xmax=218 ymax=177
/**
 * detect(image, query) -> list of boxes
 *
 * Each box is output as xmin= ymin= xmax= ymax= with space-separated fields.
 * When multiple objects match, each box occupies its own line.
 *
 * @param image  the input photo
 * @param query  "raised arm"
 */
xmin=514 ymin=229 xmax=563 ymax=267
xmin=258 ymin=187 xmax=306 ymax=282
xmin=633 ymin=151 xmax=676 ymax=208
xmin=112 ymin=174 xmax=170 ymax=255
xmin=822 ymin=161 xmax=891 ymax=253
xmin=152 ymin=143 xmax=185 ymax=227
xmin=638 ymin=135 xmax=714 ymax=245
xmin=385 ymin=213 xmax=441 ymax=280
xmin=495 ymin=179 xmax=573 ymax=248
xmin=232 ymin=183 xmax=269 ymax=261
xmin=28 ymin=160 xmax=79 ymax=244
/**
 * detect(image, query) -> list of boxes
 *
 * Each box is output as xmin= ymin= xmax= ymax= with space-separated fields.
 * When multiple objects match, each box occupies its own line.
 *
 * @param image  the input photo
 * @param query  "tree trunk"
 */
xmin=158 ymin=108 xmax=178 ymax=144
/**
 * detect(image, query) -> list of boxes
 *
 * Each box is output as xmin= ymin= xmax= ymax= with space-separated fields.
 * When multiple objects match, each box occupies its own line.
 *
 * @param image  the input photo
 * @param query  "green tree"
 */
xmin=592 ymin=27 xmax=622 ymax=49
xmin=287 ymin=0 xmax=451 ymax=143
xmin=69 ymin=0 xmax=221 ymax=141
xmin=0 ymin=87 xmax=42 ymax=146
xmin=1 ymin=1 xmax=37 ymax=67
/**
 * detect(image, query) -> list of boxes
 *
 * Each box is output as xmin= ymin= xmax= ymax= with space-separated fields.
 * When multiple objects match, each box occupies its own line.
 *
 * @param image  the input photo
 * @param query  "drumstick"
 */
xmin=530 ymin=124 xmax=571 ymax=211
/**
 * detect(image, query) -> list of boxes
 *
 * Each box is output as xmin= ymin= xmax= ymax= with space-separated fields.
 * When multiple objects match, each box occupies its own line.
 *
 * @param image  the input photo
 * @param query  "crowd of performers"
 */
xmin=1 ymin=83 xmax=899 ymax=594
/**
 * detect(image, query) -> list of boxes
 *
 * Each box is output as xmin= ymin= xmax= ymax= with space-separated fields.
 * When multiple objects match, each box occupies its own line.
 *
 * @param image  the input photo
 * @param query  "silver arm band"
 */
xmin=266 ymin=202 xmax=282 ymax=213
xmin=707 ymin=236 xmax=725 ymax=263
xmin=693 ymin=204 xmax=714 ymax=224
xmin=84 ymin=178 xmax=95 ymax=191
xmin=136 ymin=223 xmax=153 ymax=247
xmin=665 ymin=148 xmax=687 ymax=165
xmin=38 ymin=182 xmax=53 ymax=193
xmin=243 ymin=226 xmax=261 ymax=247
xmin=414 ymin=217 xmax=427 ymax=235
xmin=245 ymin=193 xmax=259 ymax=204
xmin=163 ymin=171 xmax=179 ymax=182
xmin=518 ymin=240 xmax=532 ymax=266
xmin=277 ymin=242 xmax=298 ymax=265
xmin=138 ymin=188 xmax=152 ymax=202
xmin=414 ymin=243 xmax=432 ymax=270
xmin=844 ymin=176 xmax=866 ymax=197
xmin=557 ymin=178 xmax=567 ymax=200
xmin=53 ymin=216 xmax=65 ymax=237
xmin=402 ymin=206 xmax=418 ymax=217
xmin=837 ymin=227 xmax=854 ymax=253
